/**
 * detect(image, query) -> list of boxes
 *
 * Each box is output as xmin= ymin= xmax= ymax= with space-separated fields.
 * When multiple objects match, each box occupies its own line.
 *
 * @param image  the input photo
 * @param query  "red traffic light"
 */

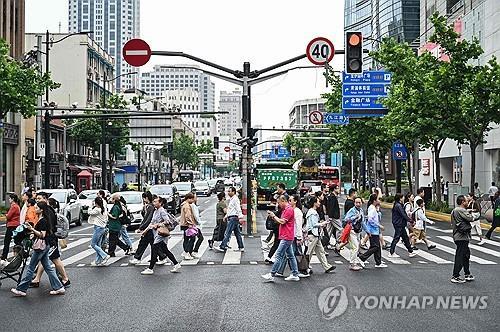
xmin=348 ymin=33 xmax=361 ymax=46
xmin=345 ymin=31 xmax=363 ymax=74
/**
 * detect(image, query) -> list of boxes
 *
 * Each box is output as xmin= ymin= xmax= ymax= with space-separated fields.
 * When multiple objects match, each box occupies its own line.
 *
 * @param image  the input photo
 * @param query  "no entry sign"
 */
xmin=306 ymin=37 xmax=335 ymax=65
xmin=224 ymin=146 xmax=231 ymax=152
xmin=123 ymin=39 xmax=152 ymax=67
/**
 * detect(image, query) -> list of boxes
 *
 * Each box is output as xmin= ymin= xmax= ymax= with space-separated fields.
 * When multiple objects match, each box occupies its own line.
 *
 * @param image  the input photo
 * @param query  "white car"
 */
xmin=233 ymin=176 xmax=242 ymax=185
xmin=194 ymin=181 xmax=211 ymax=196
xmin=40 ymin=189 xmax=82 ymax=226
xmin=224 ymin=178 xmax=234 ymax=186
xmin=173 ymin=182 xmax=195 ymax=199
xmin=78 ymin=189 xmax=110 ymax=220
xmin=111 ymin=191 xmax=144 ymax=230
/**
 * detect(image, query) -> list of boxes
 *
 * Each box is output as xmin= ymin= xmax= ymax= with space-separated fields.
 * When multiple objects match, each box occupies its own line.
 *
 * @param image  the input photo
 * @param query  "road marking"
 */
xmin=250 ymin=261 xmax=258 ymax=265
xmin=427 ymin=226 xmax=453 ymax=233
xmin=384 ymin=236 xmax=452 ymax=264
xmin=206 ymin=261 xmax=215 ymax=265
xmin=470 ymin=236 xmax=500 ymax=247
xmin=433 ymin=242 xmax=496 ymax=264
xmin=120 ymin=263 xmax=129 ymax=267
xmin=335 ymin=261 xmax=343 ymax=264
xmin=138 ymin=236 xmax=184 ymax=266
xmin=77 ymin=263 xmax=85 ymax=267
xmin=61 ymin=237 xmax=91 ymax=252
xmin=102 ymin=240 xmax=141 ymax=266
xmin=418 ymin=261 xmax=428 ymax=264
xmin=68 ymin=225 xmax=94 ymax=234
xmin=62 ymin=248 xmax=95 ymax=266
xmin=222 ymin=237 xmax=241 ymax=265
xmin=437 ymin=236 xmax=500 ymax=257
xmin=181 ymin=237 xmax=208 ymax=266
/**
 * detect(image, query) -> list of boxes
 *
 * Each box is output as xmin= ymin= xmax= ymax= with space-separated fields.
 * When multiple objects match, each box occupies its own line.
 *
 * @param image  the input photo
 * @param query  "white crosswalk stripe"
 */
xmin=436 ymin=236 xmax=500 ymax=257
xmin=222 ymin=237 xmax=241 ymax=265
xmin=384 ymin=236 xmax=452 ymax=264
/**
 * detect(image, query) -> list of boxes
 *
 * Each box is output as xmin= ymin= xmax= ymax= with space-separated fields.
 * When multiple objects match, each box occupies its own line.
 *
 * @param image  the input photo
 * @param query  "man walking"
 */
xmin=326 ymin=184 xmax=341 ymax=251
xmin=261 ymin=195 xmax=300 ymax=282
xmin=344 ymin=188 xmax=357 ymax=215
xmin=451 ymin=195 xmax=475 ymax=283
xmin=215 ymin=187 xmax=244 ymax=252
xmin=488 ymin=182 xmax=498 ymax=204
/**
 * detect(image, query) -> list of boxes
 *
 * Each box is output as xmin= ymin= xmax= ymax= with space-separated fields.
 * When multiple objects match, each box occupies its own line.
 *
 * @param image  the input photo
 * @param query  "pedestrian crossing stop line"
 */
xmin=384 ymin=236 xmax=452 ymax=264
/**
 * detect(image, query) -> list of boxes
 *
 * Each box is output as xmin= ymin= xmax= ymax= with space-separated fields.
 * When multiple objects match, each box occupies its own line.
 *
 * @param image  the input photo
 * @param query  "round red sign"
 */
xmin=224 ymin=146 xmax=231 ymax=152
xmin=123 ymin=39 xmax=152 ymax=67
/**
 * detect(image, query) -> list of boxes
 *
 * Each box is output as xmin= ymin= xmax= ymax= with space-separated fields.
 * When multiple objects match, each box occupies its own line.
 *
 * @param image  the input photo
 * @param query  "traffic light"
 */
xmin=345 ymin=31 xmax=363 ymax=74
xmin=232 ymin=152 xmax=236 ymax=160
xmin=213 ymin=137 xmax=219 ymax=149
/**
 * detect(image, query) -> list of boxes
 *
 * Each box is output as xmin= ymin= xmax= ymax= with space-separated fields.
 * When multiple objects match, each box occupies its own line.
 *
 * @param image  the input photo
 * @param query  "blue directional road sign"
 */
xmin=342 ymin=71 xmax=392 ymax=84
xmin=343 ymin=83 xmax=389 ymax=96
xmin=392 ymin=142 xmax=407 ymax=160
xmin=320 ymin=153 xmax=326 ymax=165
xmin=343 ymin=96 xmax=385 ymax=109
xmin=324 ymin=113 xmax=349 ymax=125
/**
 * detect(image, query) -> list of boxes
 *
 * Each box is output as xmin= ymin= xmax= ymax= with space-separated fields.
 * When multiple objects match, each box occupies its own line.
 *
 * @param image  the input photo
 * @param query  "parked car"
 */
xmin=40 ymin=189 xmax=83 ymax=226
xmin=214 ymin=179 xmax=226 ymax=193
xmin=113 ymin=191 xmax=144 ymax=230
xmin=173 ymin=182 xmax=195 ymax=199
xmin=207 ymin=179 xmax=218 ymax=193
xmin=150 ymin=184 xmax=181 ymax=213
xmin=194 ymin=181 xmax=211 ymax=197
xmin=298 ymin=180 xmax=323 ymax=198
xmin=78 ymin=189 xmax=110 ymax=220
xmin=224 ymin=178 xmax=234 ymax=186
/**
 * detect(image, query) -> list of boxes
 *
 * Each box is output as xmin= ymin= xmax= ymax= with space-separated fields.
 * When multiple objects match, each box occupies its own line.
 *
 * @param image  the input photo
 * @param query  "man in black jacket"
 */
xmin=326 ymin=184 xmax=341 ymax=250
xmin=129 ymin=192 xmax=166 ymax=264
xmin=389 ymin=193 xmax=416 ymax=258
xmin=344 ymin=188 xmax=357 ymax=215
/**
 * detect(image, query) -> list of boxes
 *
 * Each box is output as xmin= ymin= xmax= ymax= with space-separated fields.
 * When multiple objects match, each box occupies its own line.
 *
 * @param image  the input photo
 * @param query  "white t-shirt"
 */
xmin=294 ymin=207 xmax=303 ymax=239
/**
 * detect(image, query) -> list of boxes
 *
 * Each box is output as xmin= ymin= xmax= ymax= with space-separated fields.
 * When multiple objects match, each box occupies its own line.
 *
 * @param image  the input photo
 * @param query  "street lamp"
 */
xmin=43 ymin=30 xmax=92 ymax=189
xmin=101 ymin=71 xmax=138 ymax=191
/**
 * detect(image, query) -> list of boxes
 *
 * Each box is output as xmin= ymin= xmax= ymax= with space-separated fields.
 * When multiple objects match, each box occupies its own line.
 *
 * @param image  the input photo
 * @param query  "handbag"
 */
xmin=296 ymin=254 xmax=309 ymax=272
xmin=157 ymin=224 xmax=170 ymax=237
xmin=185 ymin=226 xmax=199 ymax=237
xmin=265 ymin=215 xmax=276 ymax=231
xmin=32 ymin=238 xmax=46 ymax=252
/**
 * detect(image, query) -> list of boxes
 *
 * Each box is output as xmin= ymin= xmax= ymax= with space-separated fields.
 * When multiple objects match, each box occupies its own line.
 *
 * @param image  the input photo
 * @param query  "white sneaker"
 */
xmin=358 ymin=259 xmax=366 ymax=268
xmin=49 ymin=288 xmax=66 ymax=295
xmin=170 ymin=264 xmax=181 ymax=273
xmin=10 ymin=288 xmax=26 ymax=297
xmin=234 ymin=248 xmax=245 ymax=252
xmin=90 ymin=261 xmax=98 ymax=267
xmin=181 ymin=252 xmax=187 ymax=258
xmin=129 ymin=258 xmax=141 ymax=265
xmin=477 ymin=239 xmax=486 ymax=246
xmin=375 ymin=263 xmax=388 ymax=268
xmin=191 ymin=252 xmax=200 ymax=259
xmin=284 ymin=275 xmax=300 ymax=281
xmin=298 ymin=273 xmax=310 ymax=278
xmin=101 ymin=255 xmax=110 ymax=265
xmin=183 ymin=253 xmax=194 ymax=260
xmin=141 ymin=268 xmax=154 ymax=275
xmin=409 ymin=252 xmax=417 ymax=258
xmin=261 ymin=273 xmax=275 ymax=282
xmin=157 ymin=258 xmax=168 ymax=265
xmin=388 ymin=253 xmax=400 ymax=258
xmin=416 ymin=239 xmax=425 ymax=244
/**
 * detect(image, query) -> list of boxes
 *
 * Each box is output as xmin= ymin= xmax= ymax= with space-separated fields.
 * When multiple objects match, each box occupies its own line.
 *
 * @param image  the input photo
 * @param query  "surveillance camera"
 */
xmin=71 ymin=102 xmax=78 ymax=109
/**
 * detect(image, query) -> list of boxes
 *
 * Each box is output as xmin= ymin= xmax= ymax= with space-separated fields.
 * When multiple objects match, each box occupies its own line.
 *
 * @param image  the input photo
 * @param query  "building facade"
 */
xmin=288 ymin=98 xmax=326 ymax=129
xmin=0 ymin=0 xmax=26 ymax=197
xmin=140 ymin=65 xmax=216 ymax=112
xmin=218 ymin=89 xmax=242 ymax=143
xmin=417 ymin=0 xmax=500 ymax=200
xmin=68 ymin=0 xmax=140 ymax=91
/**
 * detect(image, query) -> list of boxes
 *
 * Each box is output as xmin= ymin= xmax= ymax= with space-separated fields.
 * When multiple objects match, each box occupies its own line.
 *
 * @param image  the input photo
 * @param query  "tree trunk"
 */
xmin=470 ymin=142 xmax=477 ymax=194
xmin=407 ymin=152 xmax=413 ymax=193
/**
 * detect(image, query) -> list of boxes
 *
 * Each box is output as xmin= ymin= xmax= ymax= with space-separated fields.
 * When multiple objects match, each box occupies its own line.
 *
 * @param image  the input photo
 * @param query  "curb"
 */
xmin=380 ymin=202 xmax=497 ymax=233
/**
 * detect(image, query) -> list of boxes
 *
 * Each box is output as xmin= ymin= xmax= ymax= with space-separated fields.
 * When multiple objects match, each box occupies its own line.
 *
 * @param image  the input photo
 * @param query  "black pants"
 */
xmin=149 ymin=241 xmax=178 ymax=270
xmin=267 ymin=228 xmax=280 ymax=259
xmin=2 ymin=226 xmax=22 ymax=260
xmin=211 ymin=219 xmax=227 ymax=242
xmin=134 ymin=230 xmax=166 ymax=261
xmin=453 ymin=240 xmax=471 ymax=278
xmin=390 ymin=226 xmax=413 ymax=255
xmin=193 ymin=229 xmax=204 ymax=253
xmin=181 ymin=226 xmax=196 ymax=254
xmin=265 ymin=231 xmax=274 ymax=242
xmin=358 ymin=234 xmax=382 ymax=265
xmin=485 ymin=219 xmax=499 ymax=239
xmin=108 ymin=230 xmax=129 ymax=255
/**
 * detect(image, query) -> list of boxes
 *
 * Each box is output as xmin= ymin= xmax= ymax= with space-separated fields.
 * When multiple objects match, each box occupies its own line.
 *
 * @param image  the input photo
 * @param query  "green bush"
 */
xmin=383 ymin=195 xmax=395 ymax=203
xmin=426 ymin=200 xmax=452 ymax=214
xmin=358 ymin=190 xmax=371 ymax=200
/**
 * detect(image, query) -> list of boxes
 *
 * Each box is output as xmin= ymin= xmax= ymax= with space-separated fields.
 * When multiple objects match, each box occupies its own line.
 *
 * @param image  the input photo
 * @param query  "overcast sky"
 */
xmin=25 ymin=0 xmax=345 ymax=140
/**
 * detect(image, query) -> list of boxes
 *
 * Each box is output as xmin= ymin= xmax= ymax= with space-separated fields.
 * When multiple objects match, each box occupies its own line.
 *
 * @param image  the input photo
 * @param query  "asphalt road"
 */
xmin=0 ymin=195 xmax=499 ymax=331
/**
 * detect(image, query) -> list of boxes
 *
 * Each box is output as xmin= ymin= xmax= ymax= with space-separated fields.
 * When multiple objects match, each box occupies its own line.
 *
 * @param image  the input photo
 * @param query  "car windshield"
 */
xmin=119 ymin=193 xmax=143 ymax=204
xmin=208 ymin=180 xmax=217 ymax=186
xmin=195 ymin=181 xmax=208 ymax=187
xmin=151 ymin=186 xmax=173 ymax=195
xmin=79 ymin=192 xmax=98 ymax=200
xmin=47 ymin=192 xmax=67 ymax=203
xmin=175 ymin=183 xmax=192 ymax=191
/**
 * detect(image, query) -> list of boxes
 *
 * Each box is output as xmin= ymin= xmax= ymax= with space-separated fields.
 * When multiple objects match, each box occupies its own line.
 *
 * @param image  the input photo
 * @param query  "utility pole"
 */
xmin=101 ymin=73 xmax=108 ymax=191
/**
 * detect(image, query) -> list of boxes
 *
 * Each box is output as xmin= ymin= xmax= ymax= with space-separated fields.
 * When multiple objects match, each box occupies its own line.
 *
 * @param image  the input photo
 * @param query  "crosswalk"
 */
xmin=1 ymin=226 xmax=500 ymax=268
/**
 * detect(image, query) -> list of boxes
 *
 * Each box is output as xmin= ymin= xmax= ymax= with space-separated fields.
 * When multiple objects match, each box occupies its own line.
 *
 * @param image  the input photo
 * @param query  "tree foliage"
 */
xmin=0 ymin=38 xmax=59 ymax=119
xmin=169 ymin=133 xmax=199 ymax=170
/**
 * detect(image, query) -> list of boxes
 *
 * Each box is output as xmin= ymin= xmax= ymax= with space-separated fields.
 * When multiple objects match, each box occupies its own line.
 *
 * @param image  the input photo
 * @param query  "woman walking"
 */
xmin=358 ymin=194 xmax=387 ymax=268
xmin=88 ymin=196 xmax=110 ymax=266
xmin=485 ymin=191 xmax=500 ymax=240
xmin=388 ymin=193 xmax=416 ymax=259
xmin=11 ymin=201 xmax=65 ymax=297
xmin=467 ymin=193 xmax=485 ymax=245
xmin=179 ymin=193 xmax=196 ymax=260
xmin=411 ymin=198 xmax=436 ymax=250
xmin=1 ymin=193 xmax=21 ymax=262
xmin=209 ymin=192 xmax=227 ymax=249
xmin=191 ymin=193 xmax=204 ymax=258
xmin=140 ymin=197 xmax=181 ymax=275
xmin=107 ymin=193 xmax=131 ymax=257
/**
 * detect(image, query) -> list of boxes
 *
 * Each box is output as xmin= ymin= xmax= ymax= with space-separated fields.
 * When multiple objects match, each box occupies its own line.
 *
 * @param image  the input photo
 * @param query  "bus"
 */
xmin=255 ymin=161 xmax=298 ymax=209
xmin=318 ymin=166 xmax=341 ymax=188
xmin=292 ymin=159 xmax=319 ymax=180
xmin=178 ymin=170 xmax=201 ymax=182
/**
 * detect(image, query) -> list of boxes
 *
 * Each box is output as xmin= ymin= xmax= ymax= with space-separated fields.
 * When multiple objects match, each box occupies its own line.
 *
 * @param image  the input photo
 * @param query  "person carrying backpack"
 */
xmin=118 ymin=196 xmax=134 ymax=255
xmin=343 ymin=197 xmax=365 ymax=271
xmin=410 ymin=198 xmax=436 ymax=250
xmin=107 ymin=193 xmax=132 ymax=257
xmin=388 ymin=194 xmax=416 ymax=259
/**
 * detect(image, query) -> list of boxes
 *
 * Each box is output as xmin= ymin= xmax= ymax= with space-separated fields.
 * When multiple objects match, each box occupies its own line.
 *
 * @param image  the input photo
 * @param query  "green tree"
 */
xmin=170 ymin=133 xmax=198 ymax=170
xmin=196 ymin=139 xmax=213 ymax=154
xmin=0 ymin=38 xmax=59 ymax=119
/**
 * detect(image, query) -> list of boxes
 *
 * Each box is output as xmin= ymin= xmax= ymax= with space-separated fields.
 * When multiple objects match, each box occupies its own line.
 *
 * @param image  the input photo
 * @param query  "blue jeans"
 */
xmin=17 ymin=244 xmax=63 ymax=292
xmin=219 ymin=217 xmax=244 ymax=249
xmin=92 ymin=225 xmax=108 ymax=263
xmin=120 ymin=226 xmax=133 ymax=248
xmin=277 ymin=239 xmax=299 ymax=274
xmin=271 ymin=240 xmax=298 ymax=277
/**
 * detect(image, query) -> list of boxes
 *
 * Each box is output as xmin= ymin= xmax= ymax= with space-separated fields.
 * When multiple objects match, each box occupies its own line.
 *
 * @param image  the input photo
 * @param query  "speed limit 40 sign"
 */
xmin=306 ymin=37 xmax=335 ymax=65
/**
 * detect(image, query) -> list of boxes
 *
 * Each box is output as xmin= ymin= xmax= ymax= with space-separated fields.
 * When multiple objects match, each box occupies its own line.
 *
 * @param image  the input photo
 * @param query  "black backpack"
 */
xmin=119 ymin=204 xmax=131 ymax=225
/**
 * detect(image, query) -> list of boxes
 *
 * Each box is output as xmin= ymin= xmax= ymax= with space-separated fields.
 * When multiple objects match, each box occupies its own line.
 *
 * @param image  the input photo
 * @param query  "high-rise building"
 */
xmin=218 ymin=89 xmax=242 ymax=143
xmin=68 ymin=0 xmax=140 ymax=91
xmin=140 ymin=65 xmax=216 ymax=112
xmin=344 ymin=0 xmax=420 ymax=69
